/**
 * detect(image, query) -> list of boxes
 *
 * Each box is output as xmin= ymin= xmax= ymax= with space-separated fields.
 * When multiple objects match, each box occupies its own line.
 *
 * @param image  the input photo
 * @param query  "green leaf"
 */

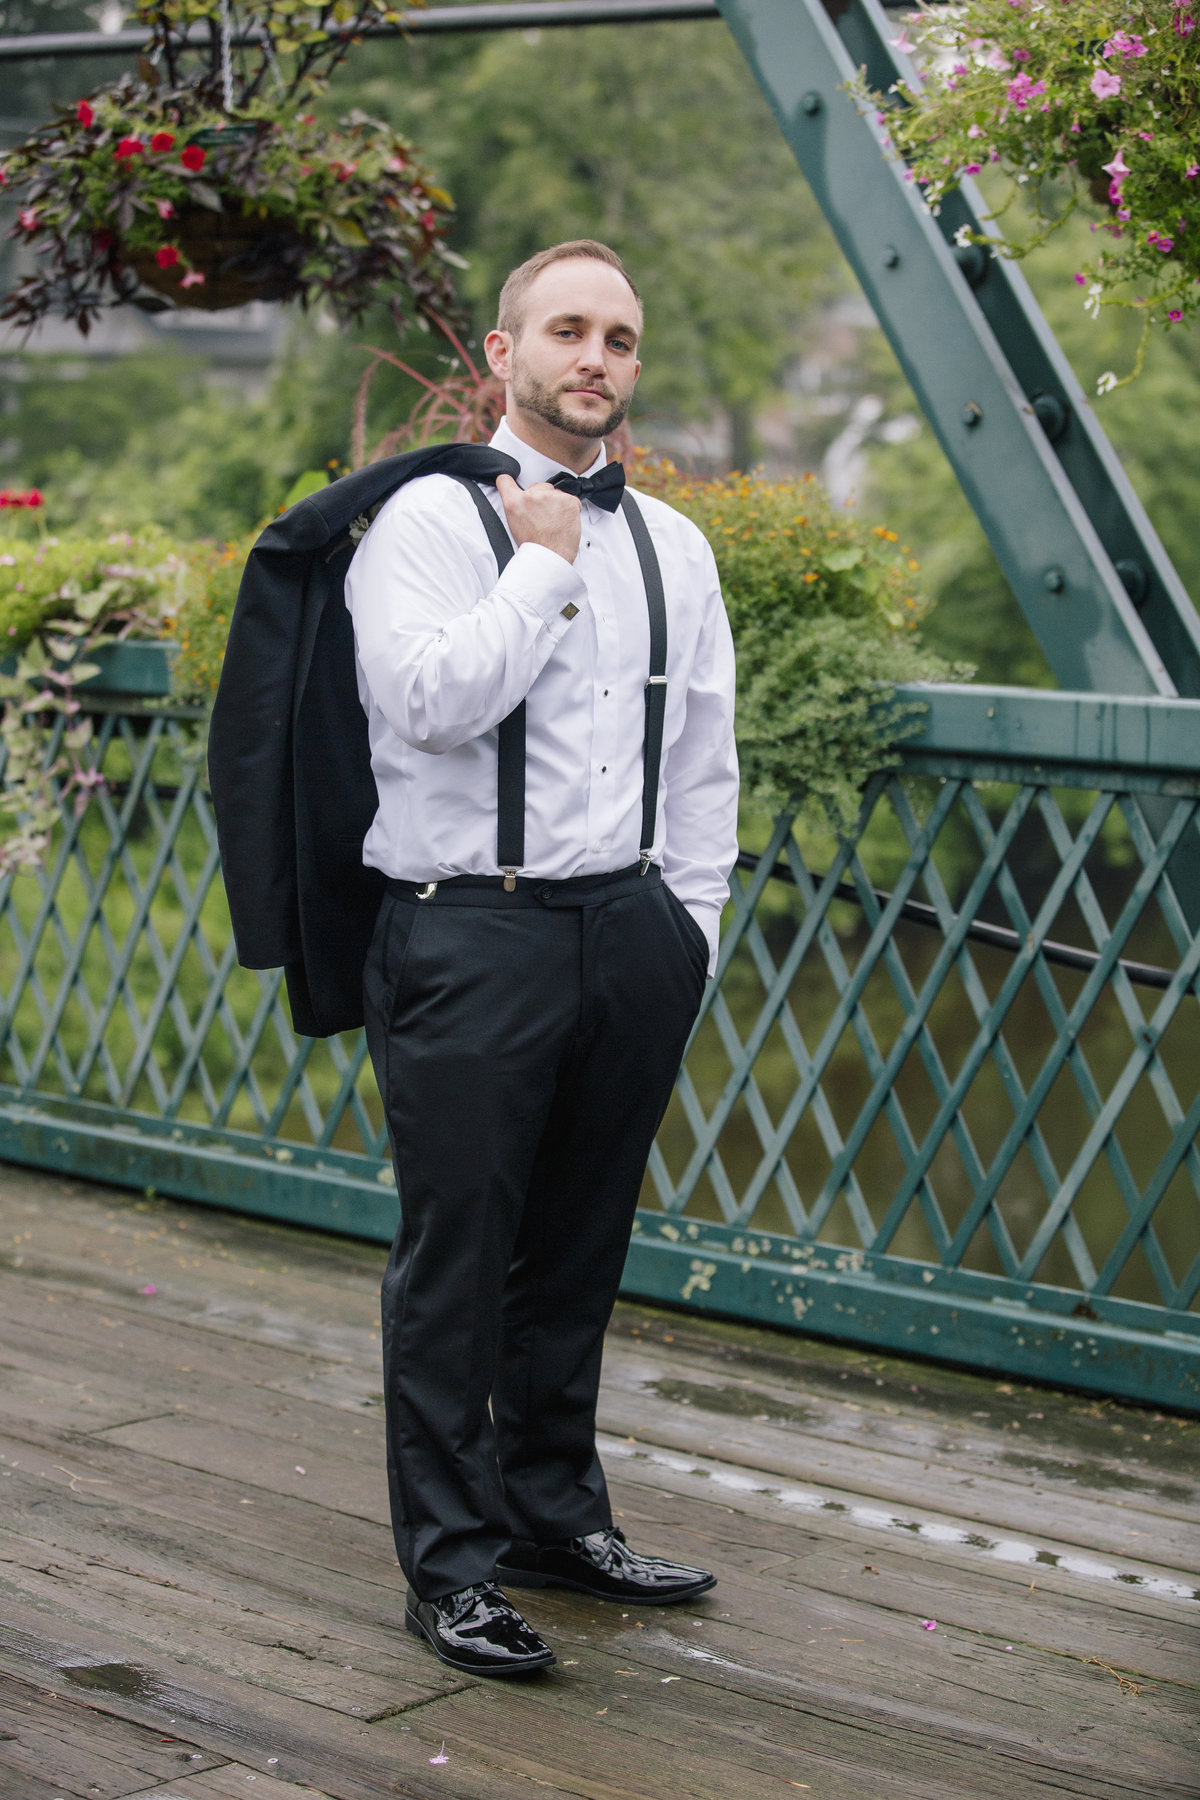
xmin=327 ymin=216 xmax=369 ymax=247
xmin=821 ymin=547 xmax=865 ymax=573
xmin=283 ymin=469 xmax=330 ymax=507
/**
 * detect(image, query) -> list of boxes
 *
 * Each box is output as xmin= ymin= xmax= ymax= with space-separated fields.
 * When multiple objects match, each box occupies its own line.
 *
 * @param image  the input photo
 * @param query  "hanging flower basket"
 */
xmin=125 ymin=204 xmax=309 ymax=309
xmin=860 ymin=0 xmax=1200 ymax=389
xmin=1 ymin=1 xmax=461 ymax=335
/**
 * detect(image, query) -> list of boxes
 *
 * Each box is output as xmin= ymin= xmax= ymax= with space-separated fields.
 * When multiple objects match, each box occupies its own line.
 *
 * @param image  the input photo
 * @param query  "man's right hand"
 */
xmin=495 ymin=474 xmax=581 ymax=565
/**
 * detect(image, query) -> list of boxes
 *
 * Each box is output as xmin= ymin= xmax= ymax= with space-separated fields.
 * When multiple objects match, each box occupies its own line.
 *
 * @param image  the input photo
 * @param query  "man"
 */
xmin=345 ymin=239 xmax=739 ymax=1678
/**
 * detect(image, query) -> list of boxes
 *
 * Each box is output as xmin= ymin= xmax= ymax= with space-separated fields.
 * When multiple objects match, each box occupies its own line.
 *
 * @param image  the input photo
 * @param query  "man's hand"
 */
xmin=495 ymin=474 xmax=581 ymax=565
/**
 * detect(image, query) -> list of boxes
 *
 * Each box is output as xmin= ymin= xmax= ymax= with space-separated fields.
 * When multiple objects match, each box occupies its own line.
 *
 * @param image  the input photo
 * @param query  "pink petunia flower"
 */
xmin=1186 ymin=165 xmax=1200 ymax=178
xmin=1102 ymin=150 xmax=1130 ymax=186
xmin=890 ymin=26 xmax=915 ymax=52
xmin=985 ymin=45 xmax=1010 ymax=70
xmin=1169 ymin=309 xmax=1184 ymax=320
xmin=1007 ymin=73 xmax=1045 ymax=108
xmin=1090 ymin=69 xmax=1122 ymax=99
xmin=155 ymin=198 xmax=175 ymax=219
xmin=967 ymin=123 xmax=983 ymax=138
xmin=1103 ymin=30 xmax=1147 ymax=57
xmin=17 ymin=207 xmax=38 ymax=230
xmin=1074 ymin=272 xmax=1086 ymax=284
xmin=964 ymin=163 xmax=983 ymax=175
xmin=180 ymin=270 xmax=206 ymax=288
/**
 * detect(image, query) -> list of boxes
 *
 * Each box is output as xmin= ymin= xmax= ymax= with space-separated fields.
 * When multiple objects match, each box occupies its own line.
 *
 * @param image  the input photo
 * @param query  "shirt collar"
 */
xmin=491 ymin=414 xmax=607 ymax=487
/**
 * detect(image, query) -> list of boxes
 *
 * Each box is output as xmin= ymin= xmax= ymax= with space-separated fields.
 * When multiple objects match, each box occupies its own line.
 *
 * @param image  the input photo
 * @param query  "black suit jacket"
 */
xmin=208 ymin=442 xmax=519 ymax=1037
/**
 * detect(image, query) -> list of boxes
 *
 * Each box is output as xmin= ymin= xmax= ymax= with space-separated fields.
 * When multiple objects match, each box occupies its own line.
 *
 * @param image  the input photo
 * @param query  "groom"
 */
xmin=345 ymin=240 xmax=739 ymax=1677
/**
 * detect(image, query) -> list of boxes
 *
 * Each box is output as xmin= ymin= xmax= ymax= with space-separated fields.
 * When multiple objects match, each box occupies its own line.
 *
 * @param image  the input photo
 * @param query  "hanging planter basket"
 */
xmin=125 ymin=206 xmax=309 ymax=310
xmin=0 ymin=1 xmax=461 ymax=338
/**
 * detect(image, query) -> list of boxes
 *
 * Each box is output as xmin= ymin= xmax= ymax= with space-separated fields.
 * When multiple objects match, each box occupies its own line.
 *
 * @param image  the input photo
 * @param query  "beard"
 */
xmin=510 ymin=363 xmax=631 ymax=440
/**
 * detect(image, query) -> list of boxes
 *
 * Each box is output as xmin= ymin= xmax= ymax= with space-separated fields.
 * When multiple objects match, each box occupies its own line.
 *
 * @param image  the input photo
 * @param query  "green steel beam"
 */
xmin=896 ymin=682 xmax=1200 ymax=771
xmin=621 ymin=1216 xmax=1200 ymax=1413
xmin=2 ymin=1089 xmax=1194 ymax=1411
xmin=717 ymin=0 xmax=1187 ymax=700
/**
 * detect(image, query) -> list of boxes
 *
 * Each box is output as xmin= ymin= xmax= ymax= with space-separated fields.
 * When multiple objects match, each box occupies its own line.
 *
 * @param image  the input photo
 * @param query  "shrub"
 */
xmin=629 ymin=454 xmax=966 ymax=825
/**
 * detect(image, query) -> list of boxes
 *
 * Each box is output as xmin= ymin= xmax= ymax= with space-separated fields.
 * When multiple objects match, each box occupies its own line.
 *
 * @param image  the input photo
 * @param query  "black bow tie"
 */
xmin=547 ymin=464 xmax=626 ymax=513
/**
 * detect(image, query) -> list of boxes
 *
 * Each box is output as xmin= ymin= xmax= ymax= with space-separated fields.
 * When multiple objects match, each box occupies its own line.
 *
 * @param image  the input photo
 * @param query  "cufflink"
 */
xmin=561 ymin=602 xmax=580 ymax=620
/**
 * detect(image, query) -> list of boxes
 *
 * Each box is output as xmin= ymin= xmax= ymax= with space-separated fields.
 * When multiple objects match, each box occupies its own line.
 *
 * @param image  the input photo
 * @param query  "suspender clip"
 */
xmin=502 ymin=869 xmax=518 ymax=893
xmin=639 ymin=852 xmax=652 ymax=876
xmin=646 ymin=674 xmax=668 ymax=688
xmin=415 ymin=882 xmax=438 ymax=901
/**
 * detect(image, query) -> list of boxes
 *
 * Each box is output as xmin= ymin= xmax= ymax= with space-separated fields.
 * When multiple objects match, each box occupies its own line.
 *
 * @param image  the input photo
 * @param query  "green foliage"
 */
xmin=631 ymin=457 xmax=966 ymax=823
xmin=865 ymin=0 xmax=1200 ymax=385
xmin=170 ymin=533 xmax=253 ymax=701
xmin=0 ymin=528 xmax=189 ymax=871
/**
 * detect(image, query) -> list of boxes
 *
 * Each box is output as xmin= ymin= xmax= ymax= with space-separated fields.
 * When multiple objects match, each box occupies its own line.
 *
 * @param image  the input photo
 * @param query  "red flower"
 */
xmin=150 ymin=131 xmax=176 ymax=153
xmin=114 ymin=136 xmax=144 ymax=159
xmin=17 ymin=207 xmax=39 ymax=231
xmin=180 ymin=144 xmax=206 ymax=171
xmin=77 ymin=100 xmax=95 ymax=127
xmin=25 ymin=490 xmax=43 ymax=509
xmin=420 ymin=209 xmax=436 ymax=231
xmin=93 ymin=229 xmax=114 ymax=252
xmin=155 ymin=245 xmax=180 ymax=269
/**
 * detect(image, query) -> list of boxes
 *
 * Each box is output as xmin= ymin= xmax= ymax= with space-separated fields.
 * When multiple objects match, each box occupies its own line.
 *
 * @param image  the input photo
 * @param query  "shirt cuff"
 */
xmin=685 ymin=901 xmax=722 ymax=977
xmin=496 ymin=542 xmax=587 ymax=634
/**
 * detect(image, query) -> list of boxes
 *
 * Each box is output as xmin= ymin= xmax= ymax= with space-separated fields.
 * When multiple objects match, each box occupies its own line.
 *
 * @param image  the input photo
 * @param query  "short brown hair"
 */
xmin=497 ymin=240 xmax=641 ymax=337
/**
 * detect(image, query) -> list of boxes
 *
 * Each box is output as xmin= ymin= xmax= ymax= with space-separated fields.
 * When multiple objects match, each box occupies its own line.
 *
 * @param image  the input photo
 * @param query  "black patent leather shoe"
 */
xmin=497 ymin=1526 xmax=716 ymax=1605
xmin=405 ymin=1582 xmax=555 ymax=1677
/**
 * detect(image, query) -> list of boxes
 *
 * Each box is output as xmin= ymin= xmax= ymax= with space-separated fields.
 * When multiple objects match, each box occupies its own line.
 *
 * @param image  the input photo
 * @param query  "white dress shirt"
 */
xmin=344 ymin=417 xmax=739 ymax=970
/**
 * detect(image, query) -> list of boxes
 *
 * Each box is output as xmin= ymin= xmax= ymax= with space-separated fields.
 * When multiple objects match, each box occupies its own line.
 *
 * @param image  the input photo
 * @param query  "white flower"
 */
xmin=1084 ymin=282 xmax=1103 ymax=318
xmin=953 ymin=223 xmax=972 ymax=247
xmin=1096 ymin=370 xmax=1119 ymax=395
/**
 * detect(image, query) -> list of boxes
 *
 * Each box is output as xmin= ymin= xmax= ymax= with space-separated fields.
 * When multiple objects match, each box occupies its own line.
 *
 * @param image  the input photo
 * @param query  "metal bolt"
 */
xmin=882 ymin=245 xmax=900 ymax=268
xmin=1043 ymin=568 xmax=1065 ymax=594
xmin=953 ymin=242 xmax=989 ymax=289
xmin=800 ymin=91 xmax=822 ymax=115
xmin=1030 ymin=392 xmax=1068 ymax=443
xmin=1115 ymin=559 xmax=1149 ymax=608
xmin=962 ymin=401 xmax=983 ymax=429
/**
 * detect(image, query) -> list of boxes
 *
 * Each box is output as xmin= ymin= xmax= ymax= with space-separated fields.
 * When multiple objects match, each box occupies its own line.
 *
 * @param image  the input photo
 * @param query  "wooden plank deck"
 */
xmin=0 ymin=1162 xmax=1197 ymax=1800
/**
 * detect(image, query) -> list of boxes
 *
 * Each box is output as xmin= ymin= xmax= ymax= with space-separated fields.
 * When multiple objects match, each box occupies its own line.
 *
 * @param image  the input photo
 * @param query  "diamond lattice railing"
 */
xmin=1 ymin=688 xmax=1198 ymax=1404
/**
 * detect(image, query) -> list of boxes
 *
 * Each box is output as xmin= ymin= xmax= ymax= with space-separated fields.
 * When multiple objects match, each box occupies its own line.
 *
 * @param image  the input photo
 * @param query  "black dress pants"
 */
xmin=363 ymin=864 xmax=708 ymax=1600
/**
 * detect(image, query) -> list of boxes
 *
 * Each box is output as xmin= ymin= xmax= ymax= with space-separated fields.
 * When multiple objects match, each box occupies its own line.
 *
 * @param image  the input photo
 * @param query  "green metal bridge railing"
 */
xmin=1 ymin=649 xmax=1197 ymax=1410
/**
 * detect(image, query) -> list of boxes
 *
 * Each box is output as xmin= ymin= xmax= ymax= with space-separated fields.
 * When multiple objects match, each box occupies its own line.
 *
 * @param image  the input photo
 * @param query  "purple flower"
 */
xmin=1073 ymin=272 xmax=1086 ymax=284
xmin=1090 ymin=68 xmax=1122 ymax=99
xmin=1186 ymin=164 xmax=1200 ymax=178
xmin=1103 ymin=30 xmax=1147 ymax=58
xmin=1012 ymin=46 xmax=1030 ymax=60
xmin=964 ymin=162 xmax=982 ymax=175
xmin=985 ymin=45 xmax=1010 ymax=70
xmin=1169 ymin=309 xmax=1184 ymax=320
xmin=1007 ymin=72 xmax=1045 ymax=108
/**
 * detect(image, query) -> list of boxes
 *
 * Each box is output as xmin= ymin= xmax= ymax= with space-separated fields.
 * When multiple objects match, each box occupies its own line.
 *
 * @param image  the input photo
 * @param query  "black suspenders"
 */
xmin=451 ymin=476 xmax=667 ymax=885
